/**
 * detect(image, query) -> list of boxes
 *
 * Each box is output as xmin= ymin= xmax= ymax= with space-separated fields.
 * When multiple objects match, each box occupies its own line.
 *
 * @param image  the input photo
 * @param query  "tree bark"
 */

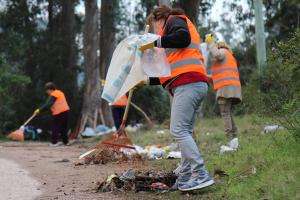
xmin=80 ymin=0 xmax=102 ymax=131
xmin=158 ymin=0 xmax=171 ymax=7
xmin=176 ymin=0 xmax=200 ymax=26
xmin=99 ymin=0 xmax=119 ymax=127
xmin=60 ymin=0 xmax=78 ymax=113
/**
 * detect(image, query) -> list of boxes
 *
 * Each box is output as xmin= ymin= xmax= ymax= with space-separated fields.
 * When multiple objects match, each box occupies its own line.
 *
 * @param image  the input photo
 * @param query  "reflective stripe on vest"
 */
xmin=165 ymin=42 xmax=199 ymax=56
xmin=50 ymin=90 xmax=70 ymax=115
xmin=158 ymin=15 xmax=207 ymax=85
xmin=211 ymin=49 xmax=241 ymax=90
xmin=170 ymin=58 xmax=203 ymax=70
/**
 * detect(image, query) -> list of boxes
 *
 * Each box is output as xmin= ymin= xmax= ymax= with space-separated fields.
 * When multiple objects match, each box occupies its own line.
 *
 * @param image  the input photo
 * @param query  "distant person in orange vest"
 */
xmin=34 ymin=82 xmax=70 ymax=146
xmin=205 ymin=34 xmax=242 ymax=149
xmin=111 ymin=95 xmax=128 ymax=129
xmin=139 ymin=5 xmax=214 ymax=191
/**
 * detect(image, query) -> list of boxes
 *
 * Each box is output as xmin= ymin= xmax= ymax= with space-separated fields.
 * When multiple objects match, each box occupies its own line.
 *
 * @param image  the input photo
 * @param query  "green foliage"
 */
xmin=130 ymin=86 xmax=170 ymax=124
xmin=244 ymin=30 xmax=300 ymax=139
xmin=0 ymin=54 xmax=31 ymax=133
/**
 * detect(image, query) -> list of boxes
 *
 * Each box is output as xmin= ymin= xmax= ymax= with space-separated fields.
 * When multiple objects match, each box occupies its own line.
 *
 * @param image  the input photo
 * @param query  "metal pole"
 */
xmin=254 ymin=0 xmax=267 ymax=73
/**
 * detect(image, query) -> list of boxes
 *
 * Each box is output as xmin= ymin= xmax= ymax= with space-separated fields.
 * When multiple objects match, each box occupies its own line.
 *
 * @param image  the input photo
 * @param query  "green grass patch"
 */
xmin=127 ymin=115 xmax=300 ymax=199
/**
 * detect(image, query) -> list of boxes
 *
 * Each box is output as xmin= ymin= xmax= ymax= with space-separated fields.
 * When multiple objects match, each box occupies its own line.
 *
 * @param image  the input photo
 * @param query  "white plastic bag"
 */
xmin=141 ymin=47 xmax=170 ymax=77
xmin=102 ymin=33 xmax=170 ymax=103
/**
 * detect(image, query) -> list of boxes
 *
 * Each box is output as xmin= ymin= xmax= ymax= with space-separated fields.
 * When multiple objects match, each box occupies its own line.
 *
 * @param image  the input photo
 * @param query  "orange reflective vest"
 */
xmin=159 ymin=15 xmax=207 ymax=84
xmin=211 ymin=49 xmax=241 ymax=90
xmin=112 ymin=95 xmax=128 ymax=107
xmin=50 ymin=90 xmax=70 ymax=115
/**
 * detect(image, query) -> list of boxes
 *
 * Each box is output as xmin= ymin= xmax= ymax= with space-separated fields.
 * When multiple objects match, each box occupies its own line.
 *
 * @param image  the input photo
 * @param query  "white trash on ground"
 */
xmin=220 ymin=138 xmax=239 ymax=154
xmin=167 ymin=151 xmax=182 ymax=159
xmin=263 ymin=125 xmax=284 ymax=133
xmin=102 ymin=33 xmax=170 ymax=103
xmin=81 ymin=127 xmax=96 ymax=137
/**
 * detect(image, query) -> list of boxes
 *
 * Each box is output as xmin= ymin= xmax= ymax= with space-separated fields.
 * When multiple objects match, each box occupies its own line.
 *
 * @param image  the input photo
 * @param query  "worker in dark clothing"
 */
xmin=34 ymin=82 xmax=70 ymax=146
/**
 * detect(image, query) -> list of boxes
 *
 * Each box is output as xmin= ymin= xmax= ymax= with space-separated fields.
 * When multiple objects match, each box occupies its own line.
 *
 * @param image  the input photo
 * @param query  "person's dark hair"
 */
xmin=151 ymin=5 xmax=185 ymax=22
xmin=45 ymin=82 xmax=56 ymax=90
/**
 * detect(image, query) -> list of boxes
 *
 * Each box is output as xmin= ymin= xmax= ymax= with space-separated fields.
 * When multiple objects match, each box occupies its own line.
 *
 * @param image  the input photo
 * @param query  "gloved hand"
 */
xmin=34 ymin=109 xmax=40 ymax=115
xmin=205 ymin=34 xmax=215 ymax=44
xmin=139 ymin=42 xmax=155 ymax=52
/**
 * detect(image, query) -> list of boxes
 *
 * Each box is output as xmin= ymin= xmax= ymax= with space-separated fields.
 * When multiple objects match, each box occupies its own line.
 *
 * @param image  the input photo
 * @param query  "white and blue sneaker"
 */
xmin=178 ymin=177 xmax=214 ymax=191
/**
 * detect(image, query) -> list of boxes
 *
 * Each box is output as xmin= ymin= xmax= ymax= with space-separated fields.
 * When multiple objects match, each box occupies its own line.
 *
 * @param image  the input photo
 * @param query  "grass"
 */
xmin=126 ymin=115 xmax=300 ymax=200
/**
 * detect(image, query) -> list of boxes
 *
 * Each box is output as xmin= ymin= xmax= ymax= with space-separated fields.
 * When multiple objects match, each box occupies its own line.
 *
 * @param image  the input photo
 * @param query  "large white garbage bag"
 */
xmin=102 ymin=33 xmax=171 ymax=103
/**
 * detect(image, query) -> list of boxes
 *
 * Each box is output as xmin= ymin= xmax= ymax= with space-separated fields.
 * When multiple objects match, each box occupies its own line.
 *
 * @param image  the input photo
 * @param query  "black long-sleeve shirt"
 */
xmin=150 ymin=15 xmax=191 ymax=86
xmin=39 ymin=96 xmax=56 ymax=111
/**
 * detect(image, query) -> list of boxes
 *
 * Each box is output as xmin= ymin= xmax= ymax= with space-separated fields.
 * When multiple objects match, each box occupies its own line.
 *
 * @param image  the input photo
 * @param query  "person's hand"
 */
xmin=139 ymin=42 xmax=155 ymax=52
xmin=34 ymin=109 xmax=40 ymax=115
xmin=205 ymin=34 xmax=215 ymax=44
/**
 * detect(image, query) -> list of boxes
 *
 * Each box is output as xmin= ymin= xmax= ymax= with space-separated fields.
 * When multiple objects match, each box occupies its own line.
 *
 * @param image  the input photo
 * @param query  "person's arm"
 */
xmin=39 ymin=96 xmax=56 ymax=112
xmin=155 ymin=16 xmax=191 ymax=49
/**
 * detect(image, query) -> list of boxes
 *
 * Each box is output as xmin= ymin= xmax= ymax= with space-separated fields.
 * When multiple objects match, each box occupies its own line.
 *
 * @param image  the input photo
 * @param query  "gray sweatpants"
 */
xmin=170 ymin=82 xmax=210 ymax=181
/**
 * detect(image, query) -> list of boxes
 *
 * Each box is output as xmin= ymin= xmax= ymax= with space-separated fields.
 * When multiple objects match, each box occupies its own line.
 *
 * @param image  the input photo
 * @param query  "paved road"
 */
xmin=0 ymin=158 xmax=41 ymax=200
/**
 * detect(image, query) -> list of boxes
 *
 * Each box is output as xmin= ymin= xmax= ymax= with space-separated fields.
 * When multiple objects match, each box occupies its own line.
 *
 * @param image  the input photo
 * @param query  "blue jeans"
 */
xmin=170 ymin=82 xmax=210 ymax=181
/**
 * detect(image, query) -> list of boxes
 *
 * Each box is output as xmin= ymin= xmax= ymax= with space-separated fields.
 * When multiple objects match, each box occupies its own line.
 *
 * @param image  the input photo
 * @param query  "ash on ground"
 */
xmin=97 ymin=169 xmax=177 ymax=192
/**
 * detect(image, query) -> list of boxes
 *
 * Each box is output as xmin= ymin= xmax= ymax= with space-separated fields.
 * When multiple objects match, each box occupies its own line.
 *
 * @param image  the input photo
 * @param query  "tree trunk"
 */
xmin=99 ymin=0 xmax=119 ymax=127
xmin=60 ymin=0 xmax=79 ymax=126
xmin=80 ymin=0 xmax=102 ymax=131
xmin=176 ymin=0 xmax=200 ymax=25
xmin=158 ymin=0 xmax=171 ymax=6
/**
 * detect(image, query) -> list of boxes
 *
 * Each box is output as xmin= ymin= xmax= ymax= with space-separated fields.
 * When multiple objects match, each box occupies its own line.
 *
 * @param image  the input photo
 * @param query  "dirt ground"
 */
xmin=0 ymin=141 xmax=148 ymax=200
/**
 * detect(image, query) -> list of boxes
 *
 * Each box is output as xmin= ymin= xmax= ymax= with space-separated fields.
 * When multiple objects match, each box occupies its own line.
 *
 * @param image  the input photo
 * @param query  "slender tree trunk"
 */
xmin=60 ymin=0 xmax=79 ymax=125
xmin=80 ymin=0 xmax=102 ymax=131
xmin=176 ymin=0 xmax=200 ymax=25
xmin=99 ymin=0 xmax=119 ymax=127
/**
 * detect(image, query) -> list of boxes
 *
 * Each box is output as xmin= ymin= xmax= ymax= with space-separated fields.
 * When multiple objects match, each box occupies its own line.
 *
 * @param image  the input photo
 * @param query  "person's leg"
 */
xmin=218 ymin=97 xmax=235 ymax=140
xmin=51 ymin=116 xmax=60 ymax=144
xmin=170 ymin=82 xmax=213 ymax=190
xmin=60 ymin=111 xmax=69 ymax=144
xmin=112 ymin=107 xmax=123 ymax=129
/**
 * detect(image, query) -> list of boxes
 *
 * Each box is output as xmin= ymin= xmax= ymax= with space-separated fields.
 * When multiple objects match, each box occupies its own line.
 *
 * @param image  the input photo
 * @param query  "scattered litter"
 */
xmin=95 ymin=125 xmax=114 ymax=135
xmin=220 ymin=145 xmax=236 ymax=154
xmin=81 ymin=127 xmax=95 ymax=137
xmin=167 ymin=151 xmax=181 ymax=159
xmin=125 ymin=123 xmax=143 ymax=132
xmin=156 ymin=130 xmax=165 ymax=134
xmin=81 ymin=125 xmax=115 ymax=137
xmin=146 ymin=145 xmax=165 ymax=159
xmin=263 ymin=125 xmax=284 ymax=133
xmin=97 ymin=170 xmax=177 ymax=193
xmin=228 ymin=138 xmax=239 ymax=150
xmin=150 ymin=182 xmax=169 ymax=190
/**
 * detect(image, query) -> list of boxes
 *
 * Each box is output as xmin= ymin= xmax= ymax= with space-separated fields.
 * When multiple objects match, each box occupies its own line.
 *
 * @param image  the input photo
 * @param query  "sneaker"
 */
xmin=49 ymin=142 xmax=63 ymax=147
xmin=178 ymin=177 xmax=214 ymax=191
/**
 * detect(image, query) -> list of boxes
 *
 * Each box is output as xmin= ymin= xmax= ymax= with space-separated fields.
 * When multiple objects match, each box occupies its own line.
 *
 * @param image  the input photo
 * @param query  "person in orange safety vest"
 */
xmin=34 ymin=82 xmax=70 ymax=146
xmin=111 ymin=95 xmax=128 ymax=129
xmin=205 ymin=34 xmax=242 ymax=149
xmin=139 ymin=5 xmax=214 ymax=192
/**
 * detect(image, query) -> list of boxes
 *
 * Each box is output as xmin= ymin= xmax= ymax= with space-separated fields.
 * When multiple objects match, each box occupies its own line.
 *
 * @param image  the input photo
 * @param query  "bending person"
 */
xmin=34 ymin=82 xmax=70 ymax=146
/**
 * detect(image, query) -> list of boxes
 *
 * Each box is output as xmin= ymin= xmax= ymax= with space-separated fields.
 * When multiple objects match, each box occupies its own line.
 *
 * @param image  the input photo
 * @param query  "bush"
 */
xmin=0 ymin=54 xmax=31 ymax=133
xmin=130 ymin=86 xmax=170 ymax=124
xmin=244 ymin=30 xmax=300 ymax=139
